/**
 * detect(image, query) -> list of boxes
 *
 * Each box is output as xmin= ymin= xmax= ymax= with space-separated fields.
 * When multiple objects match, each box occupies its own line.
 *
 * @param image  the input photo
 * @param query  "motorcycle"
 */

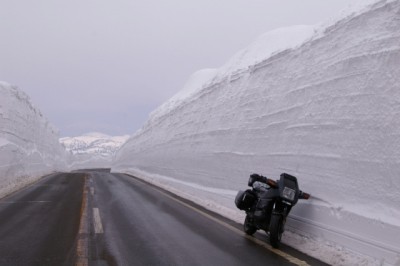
xmin=235 ymin=173 xmax=310 ymax=248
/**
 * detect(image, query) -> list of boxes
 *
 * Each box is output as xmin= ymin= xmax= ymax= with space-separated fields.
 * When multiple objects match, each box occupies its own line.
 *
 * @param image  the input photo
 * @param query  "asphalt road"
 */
xmin=0 ymin=170 xmax=327 ymax=266
xmin=0 ymin=172 xmax=84 ymax=265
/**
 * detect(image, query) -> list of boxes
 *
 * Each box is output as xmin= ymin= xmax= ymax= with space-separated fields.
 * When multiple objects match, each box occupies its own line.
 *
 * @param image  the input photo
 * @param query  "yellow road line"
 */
xmin=76 ymin=175 xmax=89 ymax=266
xmin=136 ymin=177 xmax=310 ymax=266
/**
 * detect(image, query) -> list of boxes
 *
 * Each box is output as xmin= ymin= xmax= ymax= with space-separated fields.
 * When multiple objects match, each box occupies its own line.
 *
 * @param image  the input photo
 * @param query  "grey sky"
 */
xmin=1 ymin=0 xmax=358 ymax=137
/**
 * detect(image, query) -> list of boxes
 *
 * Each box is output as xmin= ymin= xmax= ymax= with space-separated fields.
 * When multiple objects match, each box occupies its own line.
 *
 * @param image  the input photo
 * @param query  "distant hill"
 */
xmin=60 ymin=132 xmax=129 ymax=157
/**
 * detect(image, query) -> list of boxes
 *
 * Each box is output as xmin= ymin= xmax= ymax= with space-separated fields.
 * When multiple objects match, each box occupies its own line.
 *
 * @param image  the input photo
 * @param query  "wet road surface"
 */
xmin=0 ymin=170 xmax=328 ymax=266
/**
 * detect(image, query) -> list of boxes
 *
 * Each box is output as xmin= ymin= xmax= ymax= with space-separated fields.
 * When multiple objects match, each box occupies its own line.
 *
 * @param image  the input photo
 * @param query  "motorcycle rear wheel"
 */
xmin=269 ymin=214 xmax=283 ymax=248
xmin=244 ymin=215 xmax=257 ymax=235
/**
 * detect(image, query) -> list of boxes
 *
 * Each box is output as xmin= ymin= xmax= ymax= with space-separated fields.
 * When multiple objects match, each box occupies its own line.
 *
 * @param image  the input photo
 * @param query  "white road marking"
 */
xmin=93 ymin=208 xmax=104 ymax=234
xmin=90 ymin=187 xmax=95 ymax=196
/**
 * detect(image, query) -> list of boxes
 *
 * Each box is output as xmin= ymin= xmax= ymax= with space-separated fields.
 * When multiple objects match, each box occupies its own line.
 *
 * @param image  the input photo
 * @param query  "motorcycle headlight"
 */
xmin=282 ymin=187 xmax=296 ymax=201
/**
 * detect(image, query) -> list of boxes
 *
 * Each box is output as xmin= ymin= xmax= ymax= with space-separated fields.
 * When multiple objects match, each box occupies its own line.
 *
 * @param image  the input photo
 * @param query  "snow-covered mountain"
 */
xmin=0 ymin=82 xmax=69 ymax=197
xmin=60 ymin=132 xmax=129 ymax=169
xmin=60 ymin=132 xmax=129 ymax=157
xmin=113 ymin=1 xmax=400 ymax=265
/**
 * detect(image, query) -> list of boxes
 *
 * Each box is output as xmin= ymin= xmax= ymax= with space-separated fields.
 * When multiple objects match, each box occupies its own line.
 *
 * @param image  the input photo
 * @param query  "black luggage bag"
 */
xmin=235 ymin=189 xmax=256 ymax=210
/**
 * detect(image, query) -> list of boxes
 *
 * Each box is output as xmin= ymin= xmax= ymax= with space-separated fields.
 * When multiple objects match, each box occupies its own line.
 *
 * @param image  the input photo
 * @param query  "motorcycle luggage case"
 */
xmin=235 ymin=189 xmax=256 ymax=210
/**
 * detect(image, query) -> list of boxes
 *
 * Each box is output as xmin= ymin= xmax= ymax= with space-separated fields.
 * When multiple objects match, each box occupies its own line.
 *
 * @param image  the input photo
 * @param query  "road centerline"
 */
xmin=93 ymin=208 xmax=104 ymax=234
xmin=76 ymin=174 xmax=89 ymax=266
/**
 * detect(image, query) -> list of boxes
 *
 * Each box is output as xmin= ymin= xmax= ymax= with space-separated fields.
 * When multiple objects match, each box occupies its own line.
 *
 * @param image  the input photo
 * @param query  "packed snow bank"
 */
xmin=149 ymin=69 xmax=218 ymax=122
xmin=113 ymin=0 xmax=400 ymax=265
xmin=215 ymin=25 xmax=317 ymax=79
xmin=60 ymin=132 xmax=129 ymax=169
xmin=0 ymin=82 xmax=69 ymax=197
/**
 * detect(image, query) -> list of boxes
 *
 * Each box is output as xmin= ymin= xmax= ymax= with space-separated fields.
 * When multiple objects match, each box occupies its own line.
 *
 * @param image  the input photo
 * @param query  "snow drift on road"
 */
xmin=113 ymin=0 xmax=400 ymax=265
xmin=0 ymin=82 xmax=69 ymax=197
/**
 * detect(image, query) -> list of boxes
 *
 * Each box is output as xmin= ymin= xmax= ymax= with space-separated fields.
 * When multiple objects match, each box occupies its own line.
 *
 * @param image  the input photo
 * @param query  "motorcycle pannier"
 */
xmin=235 ymin=189 xmax=256 ymax=210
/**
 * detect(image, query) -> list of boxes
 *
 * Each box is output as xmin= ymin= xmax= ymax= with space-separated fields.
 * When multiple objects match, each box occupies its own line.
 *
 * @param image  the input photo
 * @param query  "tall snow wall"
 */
xmin=0 ymin=82 xmax=69 ymax=197
xmin=113 ymin=1 xmax=400 ymax=265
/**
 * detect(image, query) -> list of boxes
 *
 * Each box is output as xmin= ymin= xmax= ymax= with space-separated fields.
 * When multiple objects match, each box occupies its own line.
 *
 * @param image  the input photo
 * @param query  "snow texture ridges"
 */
xmin=0 ymin=82 xmax=69 ymax=197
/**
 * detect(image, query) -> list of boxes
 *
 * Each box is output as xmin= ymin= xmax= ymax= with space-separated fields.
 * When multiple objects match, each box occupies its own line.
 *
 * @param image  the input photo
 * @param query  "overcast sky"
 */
xmin=1 ymin=0 xmax=359 ymax=137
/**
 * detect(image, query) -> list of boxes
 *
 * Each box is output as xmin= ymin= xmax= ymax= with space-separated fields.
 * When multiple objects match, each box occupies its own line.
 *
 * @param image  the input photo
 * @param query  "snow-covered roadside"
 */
xmin=115 ymin=167 xmax=400 ymax=265
xmin=113 ymin=1 xmax=400 ymax=265
xmin=0 ymin=82 xmax=69 ymax=198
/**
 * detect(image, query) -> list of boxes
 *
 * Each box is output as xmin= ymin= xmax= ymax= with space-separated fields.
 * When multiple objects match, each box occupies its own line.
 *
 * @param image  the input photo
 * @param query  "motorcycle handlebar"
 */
xmin=299 ymin=191 xmax=311 ymax=200
xmin=259 ymin=176 xmax=311 ymax=200
xmin=266 ymin=178 xmax=277 ymax=188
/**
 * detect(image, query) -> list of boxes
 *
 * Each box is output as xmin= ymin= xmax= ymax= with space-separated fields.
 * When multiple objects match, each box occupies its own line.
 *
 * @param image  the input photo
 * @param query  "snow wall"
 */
xmin=113 ymin=1 xmax=400 ymax=265
xmin=0 ymin=82 xmax=69 ymax=197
